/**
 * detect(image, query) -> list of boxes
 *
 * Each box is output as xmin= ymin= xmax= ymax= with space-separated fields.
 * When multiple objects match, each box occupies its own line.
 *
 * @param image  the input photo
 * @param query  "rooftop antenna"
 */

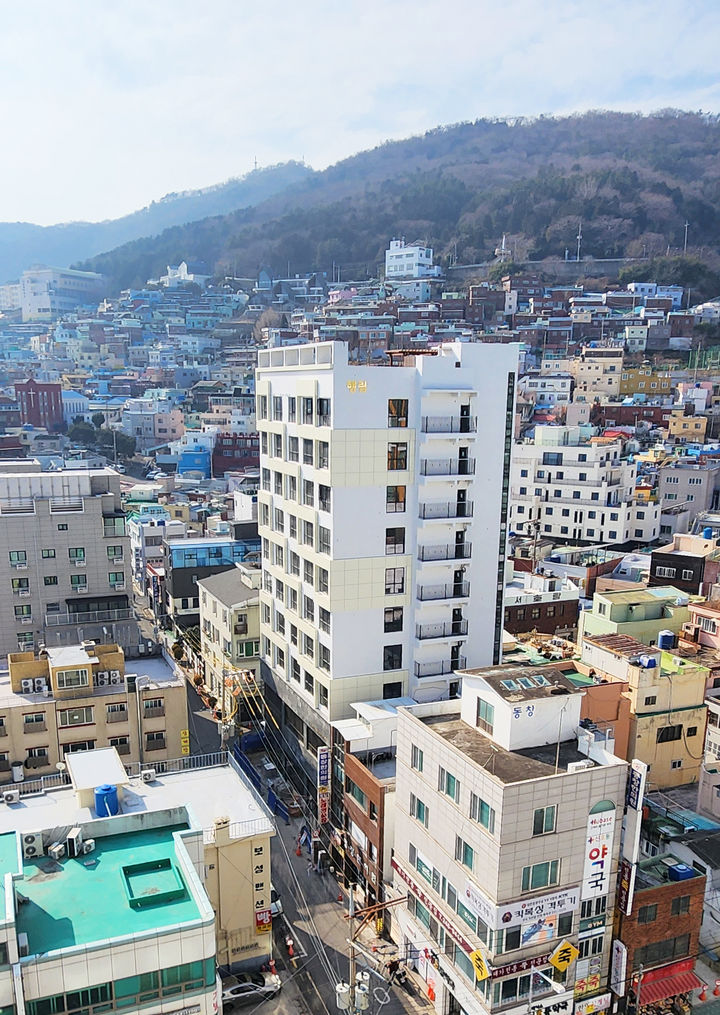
xmin=683 ymin=221 xmax=689 ymax=255
xmin=554 ymin=701 xmax=569 ymax=774
xmin=254 ymin=156 xmax=258 ymax=171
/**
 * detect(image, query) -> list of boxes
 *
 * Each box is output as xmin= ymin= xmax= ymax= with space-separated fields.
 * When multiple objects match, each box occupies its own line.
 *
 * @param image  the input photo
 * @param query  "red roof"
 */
xmin=638 ymin=971 xmax=704 ymax=1005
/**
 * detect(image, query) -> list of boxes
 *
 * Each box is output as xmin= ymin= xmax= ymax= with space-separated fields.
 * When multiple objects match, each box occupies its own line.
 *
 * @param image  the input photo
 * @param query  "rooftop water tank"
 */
xmin=704 ymin=526 xmax=713 ymax=539
xmin=669 ymin=864 xmax=695 ymax=882
xmin=658 ymin=630 xmax=675 ymax=651
xmin=94 ymin=783 xmax=119 ymax=817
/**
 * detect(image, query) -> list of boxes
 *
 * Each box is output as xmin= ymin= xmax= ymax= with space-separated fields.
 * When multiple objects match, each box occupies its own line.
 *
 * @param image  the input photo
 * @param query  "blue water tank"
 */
xmin=94 ymin=783 xmax=119 ymax=817
xmin=704 ymin=526 xmax=713 ymax=539
xmin=669 ymin=864 xmax=695 ymax=881
xmin=657 ymin=630 xmax=675 ymax=651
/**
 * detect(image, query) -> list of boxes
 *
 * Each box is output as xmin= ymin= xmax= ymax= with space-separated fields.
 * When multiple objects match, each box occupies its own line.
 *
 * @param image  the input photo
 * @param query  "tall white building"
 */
xmin=20 ymin=266 xmax=105 ymax=322
xmin=391 ymin=664 xmax=627 ymax=1015
xmin=385 ymin=238 xmax=442 ymax=279
xmin=509 ymin=426 xmax=659 ymax=546
xmin=255 ymin=340 xmax=517 ymax=787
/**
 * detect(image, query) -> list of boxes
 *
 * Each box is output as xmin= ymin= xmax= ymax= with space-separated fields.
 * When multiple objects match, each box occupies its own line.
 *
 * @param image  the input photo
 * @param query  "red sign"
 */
xmin=318 ymin=794 xmax=330 ymax=824
xmin=255 ymin=909 xmax=272 ymax=934
xmin=392 ymin=858 xmax=474 ymax=954
xmin=491 ymin=954 xmax=551 ymax=980
xmin=639 ymin=959 xmax=695 ymax=986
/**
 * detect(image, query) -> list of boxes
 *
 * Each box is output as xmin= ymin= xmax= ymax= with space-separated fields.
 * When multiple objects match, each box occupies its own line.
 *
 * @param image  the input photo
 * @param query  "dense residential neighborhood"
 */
xmin=2 ymin=237 xmax=720 ymax=1015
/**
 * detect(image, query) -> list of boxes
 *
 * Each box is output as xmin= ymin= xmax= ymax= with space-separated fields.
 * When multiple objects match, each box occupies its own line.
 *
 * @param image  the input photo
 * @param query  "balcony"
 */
xmin=234 ymin=622 xmax=248 ymax=635
xmin=114 ymin=742 xmax=131 ymax=756
xmin=421 ymin=416 xmax=477 ymax=434
xmin=416 ymin=620 xmax=468 ymax=640
xmin=24 ymin=722 xmax=47 ymax=733
xmin=45 ymin=607 xmax=133 ymax=627
xmin=414 ymin=658 xmax=466 ymax=678
xmin=145 ymin=738 xmax=166 ymax=751
xmin=144 ymin=706 xmax=166 ymax=718
xmin=110 ymin=583 xmax=126 ymax=592
xmin=417 ymin=582 xmax=470 ymax=601
xmin=15 ymin=589 xmax=31 ymax=597
xmin=107 ymin=709 xmax=128 ymax=723
xmin=0 ymin=726 xmax=7 ymax=737
xmin=418 ymin=542 xmax=472 ymax=562
xmin=419 ymin=501 xmax=474 ymax=520
xmin=420 ymin=459 xmax=476 ymax=477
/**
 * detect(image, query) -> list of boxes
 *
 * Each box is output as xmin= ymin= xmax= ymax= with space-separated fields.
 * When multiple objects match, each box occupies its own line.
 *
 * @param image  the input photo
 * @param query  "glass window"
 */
xmin=385 ymin=567 xmax=405 ymax=594
xmin=386 ymin=486 xmax=406 ymax=513
xmin=384 ymin=607 xmax=403 ymax=632
xmin=533 ymin=805 xmax=556 ymax=835
xmin=387 ymin=443 xmax=408 ymax=470
xmin=383 ymin=644 xmax=402 ymax=670
xmin=521 ymin=860 xmax=559 ymax=892
xmin=470 ymin=792 xmax=496 ymax=833
xmin=388 ymin=399 xmax=408 ymax=427
xmin=476 ymin=698 xmax=494 ymax=734
xmin=411 ymin=745 xmax=423 ymax=772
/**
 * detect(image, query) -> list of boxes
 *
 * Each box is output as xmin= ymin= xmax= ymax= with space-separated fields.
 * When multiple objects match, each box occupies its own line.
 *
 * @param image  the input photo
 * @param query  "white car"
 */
xmin=221 ymin=972 xmax=281 ymax=1009
xmin=270 ymin=885 xmax=283 ymax=918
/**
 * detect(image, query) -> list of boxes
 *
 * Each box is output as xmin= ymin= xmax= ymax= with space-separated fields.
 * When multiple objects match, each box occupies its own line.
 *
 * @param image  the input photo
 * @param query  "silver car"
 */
xmin=221 ymin=972 xmax=281 ymax=1009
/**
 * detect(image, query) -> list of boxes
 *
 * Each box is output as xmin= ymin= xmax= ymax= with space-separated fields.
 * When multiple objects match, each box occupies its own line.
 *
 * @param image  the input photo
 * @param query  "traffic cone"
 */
xmin=337 ymin=892 xmax=343 ymax=903
xmin=714 ymin=980 xmax=720 ymax=997
xmin=699 ymin=985 xmax=708 ymax=1001
xmin=296 ymin=844 xmax=302 ymax=857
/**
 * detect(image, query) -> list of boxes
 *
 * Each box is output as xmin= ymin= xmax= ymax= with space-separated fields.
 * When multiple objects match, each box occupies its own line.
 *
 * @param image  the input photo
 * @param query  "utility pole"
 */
xmin=348 ymin=884 xmax=356 ymax=1010
xmin=684 ymin=221 xmax=689 ymax=255
xmin=576 ymin=221 xmax=582 ymax=263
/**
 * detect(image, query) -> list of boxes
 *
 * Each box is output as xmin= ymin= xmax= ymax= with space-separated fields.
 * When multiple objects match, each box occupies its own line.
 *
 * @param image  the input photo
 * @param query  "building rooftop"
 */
xmin=419 ymin=713 xmax=589 ymax=784
xmin=11 ymin=823 xmax=202 ymax=955
xmin=583 ymin=633 xmax=655 ymax=658
xmin=595 ymin=585 xmax=689 ymax=606
xmin=45 ymin=644 xmax=99 ymax=669
xmin=635 ymin=853 xmax=702 ymax=890
xmin=458 ymin=663 xmax=583 ymax=702
xmin=196 ymin=567 xmax=258 ymax=607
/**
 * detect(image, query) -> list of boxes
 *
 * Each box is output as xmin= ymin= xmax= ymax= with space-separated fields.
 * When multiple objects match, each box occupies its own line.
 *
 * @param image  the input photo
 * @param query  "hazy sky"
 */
xmin=2 ymin=0 xmax=719 ymax=225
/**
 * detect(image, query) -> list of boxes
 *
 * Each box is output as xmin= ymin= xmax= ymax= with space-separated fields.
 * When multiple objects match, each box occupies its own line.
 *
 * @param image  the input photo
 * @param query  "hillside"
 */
xmin=0 ymin=161 xmax=312 ymax=283
xmin=77 ymin=111 xmax=720 ymax=292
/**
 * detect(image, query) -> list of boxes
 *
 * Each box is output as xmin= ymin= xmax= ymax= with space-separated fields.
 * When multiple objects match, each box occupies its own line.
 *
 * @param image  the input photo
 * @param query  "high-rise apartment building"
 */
xmin=255 ymin=340 xmax=517 ymax=788
xmin=0 ymin=464 xmax=139 ymax=656
xmin=20 ymin=265 xmax=105 ymax=322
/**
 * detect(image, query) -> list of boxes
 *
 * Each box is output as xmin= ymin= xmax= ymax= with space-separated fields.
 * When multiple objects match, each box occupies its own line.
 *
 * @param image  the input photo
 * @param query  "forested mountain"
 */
xmin=0 ymin=162 xmax=311 ymax=283
xmin=77 ymin=111 xmax=720 ymax=292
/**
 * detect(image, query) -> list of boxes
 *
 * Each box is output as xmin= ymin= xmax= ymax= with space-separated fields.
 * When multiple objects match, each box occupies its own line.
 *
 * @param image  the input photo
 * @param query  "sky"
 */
xmin=2 ymin=0 xmax=719 ymax=226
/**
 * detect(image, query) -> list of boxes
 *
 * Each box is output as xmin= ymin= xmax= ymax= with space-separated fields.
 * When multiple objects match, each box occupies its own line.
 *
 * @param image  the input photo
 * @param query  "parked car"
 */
xmin=270 ymin=885 xmax=283 ymax=918
xmin=221 ymin=972 xmax=281 ymax=1009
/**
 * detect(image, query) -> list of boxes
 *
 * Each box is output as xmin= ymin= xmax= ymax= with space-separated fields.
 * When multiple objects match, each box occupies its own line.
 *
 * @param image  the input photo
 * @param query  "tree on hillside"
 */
xmin=91 ymin=412 xmax=106 ymax=429
xmin=68 ymin=421 xmax=97 ymax=447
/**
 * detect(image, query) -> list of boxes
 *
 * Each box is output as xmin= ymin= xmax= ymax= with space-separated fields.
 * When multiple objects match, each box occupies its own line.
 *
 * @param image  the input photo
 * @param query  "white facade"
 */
xmin=392 ymin=668 xmax=626 ymax=1015
xmin=385 ymin=238 xmax=441 ymax=279
xmin=62 ymin=389 xmax=90 ymax=426
xmin=255 ymin=340 xmax=517 ymax=750
xmin=129 ymin=515 xmax=186 ymax=590
xmin=20 ymin=266 xmax=104 ymax=322
xmin=517 ymin=372 xmax=572 ymax=405
xmin=509 ymin=427 xmax=659 ymax=545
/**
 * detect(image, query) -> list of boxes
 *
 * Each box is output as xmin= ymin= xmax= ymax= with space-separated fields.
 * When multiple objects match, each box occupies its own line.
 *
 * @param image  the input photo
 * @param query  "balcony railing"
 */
xmin=419 ymin=501 xmax=474 ymax=520
xmin=24 ymin=722 xmax=47 ymax=733
xmin=421 ymin=416 xmax=477 ymax=434
xmin=114 ymin=742 xmax=131 ymax=756
xmin=145 ymin=738 xmax=166 ymax=751
xmin=420 ymin=459 xmax=476 ymax=477
xmin=144 ymin=706 xmax=166 ymax=718
xmin=107 ymin=709 xmax=128 ymax=723
xmin=416 ymin=620 xmax=468 ymax=640
xmin=417 ymin=582 xmax=470 ymax=601
xmin=234 ymin=622 xmax=248 ymax=635
xmin=418 ymin=542 xmax=472 ymax=562
xmin=45 ymin=607 xmax=134 ymax=627
xmin=414 ymin=658 xmax=466 ymax=678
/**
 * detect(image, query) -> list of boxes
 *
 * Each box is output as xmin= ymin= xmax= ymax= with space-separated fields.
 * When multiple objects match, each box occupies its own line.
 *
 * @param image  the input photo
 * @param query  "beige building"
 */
xmin=580 ymin=633 xmax=707 ymax=789
xmin=198 ymin=564 xmax=261 ymax=723
xmin=0 ymin=641 xmax=188 ymax=782
xmin=578 ymin=585 xmax=693 ymax=646
xmin=572 ymin=345 xmax=624 ymax=398
xmin=666 ymin=410 xmax=708 ymax=443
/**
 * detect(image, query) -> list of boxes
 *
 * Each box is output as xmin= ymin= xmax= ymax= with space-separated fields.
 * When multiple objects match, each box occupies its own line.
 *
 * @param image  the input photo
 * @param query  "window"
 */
xmin=681 ymin=568 xmax=694 ymax=581
xmin=318 ymin=526 xmax=331 ymax=554
xmin=438 ymin=767 xmax=460 ymax=802
xmin=388 ymin=398 xmax=408 ymax=428
xmin=644 ymin=695 xmax=657 ymax=706
xmin=671 ymin=895 xmax=690 ymax=916
xmin=11 ymin=577 xmax=29 ymax=590
xmin=106 ymin=545 xmax=123 ymax=559
xmin=303 ymin=634 xmax=314 ymax=659
xmin=304 ymin=670 xmax=314 ymax=694
xmin=319 ymin=606 xmax=330 ymax=633
xmin=454 ymin=835 xmax=474 ymax=870
xmin=579 ymin=934 xmax=605 ymax=958
xmin=318 ymin=684 xmax=329 ymax=708
xmin=272 ymin=396 xmax=282 ymax=420
xmin=387 ymin=443 xmax=408 ymax=470
xmin=384 ymin=607 xmax=403 ymax=632
xmin=303 ymin=596 xmax=315 ymax=622
xmin=303 ymin=439 xmax=314 ymax=465
xmin=288 ymin=436 xmax=299 ymax=462
xmin=383 ymin=644 xmax=402 ymax=670
xmin=634 ymin=934 xmax=690 ymax=968
xmin=317 ymin=566 xmax=329 ymax=593
xmin=57 ymin=523 xmax=68 ymax=531
xmin=288 ymin=396 xmax=296 ymax=422
xmin=41 ymin=548 xmax=55 ymax=559
xmin=533 ymin=805 xmax=556 ymax=836
xmin=386 ymin=486 xmax=406 ymax=513
xmin=470 ymin=792 xmax=496 ymax=833
xmin=385 ymin=567 xmax=405 ymax=595
xmin=56 ymin=668 xmax=89 ymax=689
xmin=638 ymin=904 xmax=657 ymax=924
xmin=70 ymin=574 xmax=87 ymax=589
xmin=655 ymin=565 xmax=676 ymax=578
xmin=410 ymin=793 xmax=429 ymax=826
xmin=9 ymin=550 xmax=27 ymax=565
xmin=58 ymin=706 xmax=93 ymax=727
xmin=385 ymin=527 xmax=405 ymax=554
xmin=302 ymin=520 xmax=314 ymax=546
xmin=687 ymin=726 xmax=697 ymax=737
xmin=521 ymin=860 xmax=559 ymax=892
xmin=411 ymin=745 xmax=423 ymax=772
xmin=302 ymin=480 xmax=314 ymax=507
xmin=476 ymin=698 xmax=494 ymax=734
xmin=24 ymin=712 xmax=45 ymax=727
xmin=318 ymin=644 xmax=331 ymax=672
xmin=318 ymin=441 xmax=329 ymax=469
xmin=14 ymin=604 xmax=31 ymax=619
xmin=304 ymin=559 xmax=314 ymax=584
xmin=68 ymin=547 xmax=85 ymax=561
xmin=657 ymin=724 xmax=682 ymax=743
xmin=108 ymin=571 xmax=124 ymax=587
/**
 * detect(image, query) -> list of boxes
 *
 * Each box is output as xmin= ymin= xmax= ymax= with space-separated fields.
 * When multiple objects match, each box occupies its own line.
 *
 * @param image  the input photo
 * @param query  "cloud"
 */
xmin=0 ymin=0 xmax=718 ymax=224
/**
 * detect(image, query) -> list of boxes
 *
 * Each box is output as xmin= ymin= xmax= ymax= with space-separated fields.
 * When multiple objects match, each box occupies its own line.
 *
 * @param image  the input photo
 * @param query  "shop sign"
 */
xmin=639 ymin=958 xmax=694 ymax=985
xmin=576 ymin=975 xmax=602 ymax=998
xmin=533 ymin=991 xmax=574 ymax=1015
xmin=610 ymin=940 xmax=627 ymax=996
xmin=579 ymin=915 xmax=606 ymax=935
xmin=469 ymin=949 xmax=489 ymax=982
xmin=550 ymin=940 xmax=579 ymax=973
xmin=626 ymin=759 xmax=647 ymax=811
xmin=467 ymin=882 xmax=580 ymax=931
xmin=575 ymin=992 xmax=612 ymax=1015
xmin=317 ymin=746 xmax=331 ymax=824
xmin=255 ymin=909 xmax=272 ymax=933
xmin=582 ymin=808 xmax=616 ymax=900
xmin=392 ymin=858 xmax=474 ymax=954
xmin=491 ymin=953 xmax=550 ymax=980
xmin=617 ymin=858 xmax=636 ymax=916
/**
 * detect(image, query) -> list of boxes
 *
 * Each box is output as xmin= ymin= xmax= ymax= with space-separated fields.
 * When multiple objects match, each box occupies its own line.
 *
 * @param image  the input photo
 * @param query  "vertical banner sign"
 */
xmin=582 ymin=806 xmax=616 ymax=900
xmin=317 ymin=746 xmax=331 ymax=825
xmin=618 ymin=758 xmax=647 ymax=916
xmin=610 ymin=940 xmax=627 ymax=996
xmin=252 ymin=841 xmax=272 ymax=933
xmin=617 ymin=858 xmax=637 ymax=916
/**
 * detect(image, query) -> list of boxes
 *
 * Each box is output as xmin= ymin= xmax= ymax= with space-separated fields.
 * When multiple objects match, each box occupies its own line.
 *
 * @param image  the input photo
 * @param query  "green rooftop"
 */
xmin=15 ymin=824 xmax=202 ymax=955
xmin=0 ymin=832 xmax=20 ymax=879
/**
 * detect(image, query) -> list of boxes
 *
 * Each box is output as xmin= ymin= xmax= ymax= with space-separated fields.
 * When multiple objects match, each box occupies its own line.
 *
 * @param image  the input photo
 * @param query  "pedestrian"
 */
xmin=307 ymin=859 xmax=314 ymax=876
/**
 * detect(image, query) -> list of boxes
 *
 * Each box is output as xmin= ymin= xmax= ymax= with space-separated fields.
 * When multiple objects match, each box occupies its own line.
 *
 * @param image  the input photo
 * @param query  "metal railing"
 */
xmin=203 ymin=816 xmax=273 ymax=844
xmin=144 ymin=706 xmax=166 ymax=718
xmin=145 ymin=738 xmax=166 ymax=751
xmin=417 ymin=582 xmax=470 ymax=601
xmin=421 ymin=416 xmax=477 ymax=434
xmin=419 ymin=501 xmax=474 ymax=520
xmin=414 ymin=658 xmax=465 ymax=678
xmin=107 ymin=709 xmax=128 ymax=723
xmin=415 ymin=620 xmax=468 ymax=640
xmin=45 ymin=607 xmax=134 ymax=627
xmin=418 ymin=542 xmax=472 ymax=561
xmin=420 ymin=459 xmax=476 ymax=476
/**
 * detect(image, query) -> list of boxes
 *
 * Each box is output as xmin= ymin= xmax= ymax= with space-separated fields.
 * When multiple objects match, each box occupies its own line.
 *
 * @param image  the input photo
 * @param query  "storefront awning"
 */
xmin=639 ymin=971 xmax=704 ymax=1006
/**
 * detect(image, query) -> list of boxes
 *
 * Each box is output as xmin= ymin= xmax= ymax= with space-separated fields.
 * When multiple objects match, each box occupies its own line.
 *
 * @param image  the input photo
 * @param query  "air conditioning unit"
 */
xmin=66 ymin=827 xmax=83 ymax=858
xmin=95 ymin=674 xmax=109 ymax=687
xmin=22 ymin=832 xmax=44 ymax=859
xmin=34 ymin=679 xmax=46 ymax=693
xmin=74 ymin=560 xmax=86 ymax=568
xmin=20 ymin=679 xmax=34 ymax=693
xmin=18 ymin=932 xmax=29 ymax=957
xmin=20 ymin=617 xmax=32 ymax=625
xmin=18 ymin=590 xmax=30 ymax=598
xmin=14 ymin=563 xmax=28 ymax=570
xmin=109 ymin=673 xmax=123 ymax=685
xmin=567 ymin=759 xmax=596 ymax=773
xmin=141 ymin=769 xmax=156 ymax=783
xmin=82 ymin=839 xmax=95 ymax=855
xmin=112 ymin=557 xmax=123 ymax=564
xmin=3 ymin=790 xmax=19 ymax=804
xmin=48 ymin=842 xmax=66 ymax=861
xmin=76 ymin=587 xmax=88 ymax=594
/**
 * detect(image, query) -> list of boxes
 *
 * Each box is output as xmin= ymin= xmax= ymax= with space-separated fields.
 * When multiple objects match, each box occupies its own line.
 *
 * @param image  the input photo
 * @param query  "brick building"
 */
xmin=15 ymin=378 xmax=63 ymax=430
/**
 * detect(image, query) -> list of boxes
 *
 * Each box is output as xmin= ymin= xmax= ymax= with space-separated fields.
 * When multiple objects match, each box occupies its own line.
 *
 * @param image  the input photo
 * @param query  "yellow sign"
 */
xmin=181 ymin=746 xmax=190 ymax=755
xmin=469 ymin=949 xmax=489 ymax=982
xmin=180 ymin=729 xmax=189 ymax=738
xmin=550 ymin=940 xmax=579 ymax=973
